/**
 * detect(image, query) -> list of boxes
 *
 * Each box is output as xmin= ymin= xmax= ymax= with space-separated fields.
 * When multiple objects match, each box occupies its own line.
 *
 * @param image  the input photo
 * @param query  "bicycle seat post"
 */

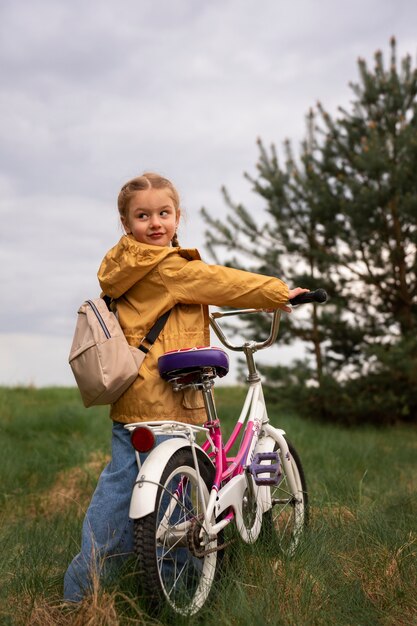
xmin=200 ymin=371 xmax=219 ymax=423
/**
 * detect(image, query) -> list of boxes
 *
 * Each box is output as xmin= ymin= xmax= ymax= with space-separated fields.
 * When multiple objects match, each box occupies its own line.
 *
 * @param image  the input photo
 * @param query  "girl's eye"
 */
xmin=160 ymin=210 xmax=168 ymax=217
xmin=137 ymin=213 xmax=148 ymax=220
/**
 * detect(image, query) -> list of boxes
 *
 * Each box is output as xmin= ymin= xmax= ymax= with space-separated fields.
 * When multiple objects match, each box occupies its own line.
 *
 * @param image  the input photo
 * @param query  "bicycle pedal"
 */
xmin=247 ymin=452 xmax=282 ymax=486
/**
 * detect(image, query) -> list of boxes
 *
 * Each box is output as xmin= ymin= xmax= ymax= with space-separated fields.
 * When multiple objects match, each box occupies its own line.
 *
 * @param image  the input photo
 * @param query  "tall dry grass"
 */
xmin=0 ymin=386 xmax=415 ymax=625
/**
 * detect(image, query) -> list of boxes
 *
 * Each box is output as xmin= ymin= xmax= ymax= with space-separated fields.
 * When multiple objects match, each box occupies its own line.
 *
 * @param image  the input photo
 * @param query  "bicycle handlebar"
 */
xmin=289 ymin=288 xmax=328 ymax=306
xmin=209 ymin=288 xmax=327 ymax=352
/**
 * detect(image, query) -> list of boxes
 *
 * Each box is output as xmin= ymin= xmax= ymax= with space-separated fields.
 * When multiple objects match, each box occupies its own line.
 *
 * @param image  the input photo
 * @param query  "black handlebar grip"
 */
xmin=289 ymin=288 xmax=328 ymax=306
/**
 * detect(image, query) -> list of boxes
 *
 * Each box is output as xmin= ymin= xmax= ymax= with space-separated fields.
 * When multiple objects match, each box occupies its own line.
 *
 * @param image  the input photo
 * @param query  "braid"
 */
xmin=171 ymin=231 xmax=180 ymax=247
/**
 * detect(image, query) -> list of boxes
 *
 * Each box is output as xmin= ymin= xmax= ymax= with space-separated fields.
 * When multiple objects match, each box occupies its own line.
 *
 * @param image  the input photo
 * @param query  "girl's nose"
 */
xmin=149 ymin=213 xmax=161 ymax=228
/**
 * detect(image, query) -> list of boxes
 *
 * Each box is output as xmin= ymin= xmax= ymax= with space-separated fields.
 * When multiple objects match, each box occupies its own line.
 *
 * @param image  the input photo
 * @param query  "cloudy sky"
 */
xmin=1 ymin=0 xmax=416 ymax=387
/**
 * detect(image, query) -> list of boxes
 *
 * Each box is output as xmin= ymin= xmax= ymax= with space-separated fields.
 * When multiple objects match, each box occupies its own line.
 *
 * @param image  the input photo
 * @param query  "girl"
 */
xmin=64 ymin=172 xmax=308 ymax=601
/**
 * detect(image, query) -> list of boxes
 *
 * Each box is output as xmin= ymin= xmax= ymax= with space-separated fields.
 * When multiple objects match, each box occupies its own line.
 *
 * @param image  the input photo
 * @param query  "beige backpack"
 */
xmin=69 ymin=298 xmax=170 ymax=407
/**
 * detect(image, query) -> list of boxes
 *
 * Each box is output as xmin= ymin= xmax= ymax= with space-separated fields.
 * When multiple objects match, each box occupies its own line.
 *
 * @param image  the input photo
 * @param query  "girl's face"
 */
xmin=122 ymin=187 xmax=180 ymax=247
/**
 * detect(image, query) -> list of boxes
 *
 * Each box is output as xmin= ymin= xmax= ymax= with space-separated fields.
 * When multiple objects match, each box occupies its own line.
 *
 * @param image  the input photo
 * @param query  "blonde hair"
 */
xmin=118 ymin=172 xmax=180 ymax=246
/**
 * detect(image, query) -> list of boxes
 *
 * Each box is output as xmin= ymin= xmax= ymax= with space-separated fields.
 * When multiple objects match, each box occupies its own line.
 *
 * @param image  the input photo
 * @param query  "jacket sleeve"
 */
xmin=161 ymin=259 xmax=290 ymax=309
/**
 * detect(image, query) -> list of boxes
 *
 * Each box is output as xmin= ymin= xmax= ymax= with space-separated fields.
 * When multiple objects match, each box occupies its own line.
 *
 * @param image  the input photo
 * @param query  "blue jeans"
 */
xmin=64 ymin=422 xmax=169 ymax=602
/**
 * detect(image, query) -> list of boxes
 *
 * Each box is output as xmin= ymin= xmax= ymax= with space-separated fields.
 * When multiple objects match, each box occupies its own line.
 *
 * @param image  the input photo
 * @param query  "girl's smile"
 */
xmin=122 ymin=188 xmax=180 ymax=247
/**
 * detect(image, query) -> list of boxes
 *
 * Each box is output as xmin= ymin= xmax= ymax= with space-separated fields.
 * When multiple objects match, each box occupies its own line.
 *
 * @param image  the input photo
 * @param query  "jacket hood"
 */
xmin=98 ymin=235 xmax=200 ymax=299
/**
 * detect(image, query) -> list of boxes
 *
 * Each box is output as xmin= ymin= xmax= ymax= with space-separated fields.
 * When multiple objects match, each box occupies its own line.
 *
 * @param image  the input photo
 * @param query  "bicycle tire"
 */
xmin=262 ymin=437 xmax=308 ymax=556
xmin=134 ymin=447 xmax=222 ymax=616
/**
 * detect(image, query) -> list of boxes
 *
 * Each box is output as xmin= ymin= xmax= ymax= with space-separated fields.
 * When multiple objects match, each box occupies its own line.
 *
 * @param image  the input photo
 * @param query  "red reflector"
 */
xmin=130 ymin=426 xmax=156 ymax=453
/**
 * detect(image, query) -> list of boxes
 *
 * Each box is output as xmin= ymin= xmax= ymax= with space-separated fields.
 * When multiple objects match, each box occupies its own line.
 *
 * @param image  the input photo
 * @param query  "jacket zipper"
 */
xmin=86 ymin=300 xmax=111 ymax=339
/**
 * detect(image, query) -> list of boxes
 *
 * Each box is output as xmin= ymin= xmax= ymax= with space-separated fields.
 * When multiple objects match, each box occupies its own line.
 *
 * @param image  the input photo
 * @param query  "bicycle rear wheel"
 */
xmin=134 ymin=447 xmax=222 ymax=616
xmin=263 ymin=438 xmax=308 ymax=556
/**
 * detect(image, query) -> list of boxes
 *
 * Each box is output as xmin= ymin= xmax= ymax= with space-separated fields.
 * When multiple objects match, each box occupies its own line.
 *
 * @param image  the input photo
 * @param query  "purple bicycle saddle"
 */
xmin=158 ymin=346 xmax=229 ymax=381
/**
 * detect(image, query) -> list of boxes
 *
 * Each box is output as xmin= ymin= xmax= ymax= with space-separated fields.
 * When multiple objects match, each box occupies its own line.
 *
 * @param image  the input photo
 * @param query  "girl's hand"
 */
xmin=279 ymin=287 xmax=310 ymax=313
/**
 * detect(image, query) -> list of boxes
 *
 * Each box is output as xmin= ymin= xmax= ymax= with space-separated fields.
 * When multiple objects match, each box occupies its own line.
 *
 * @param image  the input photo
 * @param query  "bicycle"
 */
xmin=125 ymin=288 xmax=327 ymax=616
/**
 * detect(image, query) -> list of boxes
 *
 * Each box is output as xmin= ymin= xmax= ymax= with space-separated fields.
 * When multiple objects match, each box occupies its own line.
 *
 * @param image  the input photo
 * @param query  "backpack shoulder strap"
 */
xmin=138 ymin=309 xmax=172 ymax=354
xmin=101 ymin=294 xmax=172 ymax=354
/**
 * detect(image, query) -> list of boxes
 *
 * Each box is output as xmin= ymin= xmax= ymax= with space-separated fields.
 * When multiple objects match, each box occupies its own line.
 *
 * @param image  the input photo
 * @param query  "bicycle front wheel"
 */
xmin=263 ymin=438 xmax=308 ymax=556
xmin=134 ymin=448 xmax=222 ymax=616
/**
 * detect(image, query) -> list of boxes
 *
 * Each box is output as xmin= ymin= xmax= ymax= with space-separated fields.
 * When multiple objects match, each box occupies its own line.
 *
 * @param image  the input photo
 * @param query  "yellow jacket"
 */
xmin=98 ymin=235 xmax=289 ymax=424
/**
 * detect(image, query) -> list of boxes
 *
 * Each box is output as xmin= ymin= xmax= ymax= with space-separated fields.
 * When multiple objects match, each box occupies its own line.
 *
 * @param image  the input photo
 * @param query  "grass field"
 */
xmin=0 ymin=386 xmax=416 ymax=625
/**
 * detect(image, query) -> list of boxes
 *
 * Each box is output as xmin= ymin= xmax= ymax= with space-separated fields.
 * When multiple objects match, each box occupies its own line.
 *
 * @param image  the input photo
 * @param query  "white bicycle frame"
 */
xmin=126 ymin=308 xmax=302 ymax=544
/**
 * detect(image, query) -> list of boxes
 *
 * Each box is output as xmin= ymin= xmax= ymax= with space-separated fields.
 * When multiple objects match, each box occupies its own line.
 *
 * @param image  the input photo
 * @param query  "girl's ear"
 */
xmin=121 ymin=216 xmax=131 ymax=234
xmin=175 ymin=208 xmax=181 ymax=227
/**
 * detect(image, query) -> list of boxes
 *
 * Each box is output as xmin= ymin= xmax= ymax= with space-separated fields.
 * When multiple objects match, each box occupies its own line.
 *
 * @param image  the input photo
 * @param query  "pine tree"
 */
xmin=202 ymin=39 xmax=417 ymax=424
xmin=318 ymin=37 xmax=417 ymax=340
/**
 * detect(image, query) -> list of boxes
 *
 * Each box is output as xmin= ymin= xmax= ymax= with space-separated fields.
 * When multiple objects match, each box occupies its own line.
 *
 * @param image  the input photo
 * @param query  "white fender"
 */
xmin=129 ymin=438 xmax=211 ymax=520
